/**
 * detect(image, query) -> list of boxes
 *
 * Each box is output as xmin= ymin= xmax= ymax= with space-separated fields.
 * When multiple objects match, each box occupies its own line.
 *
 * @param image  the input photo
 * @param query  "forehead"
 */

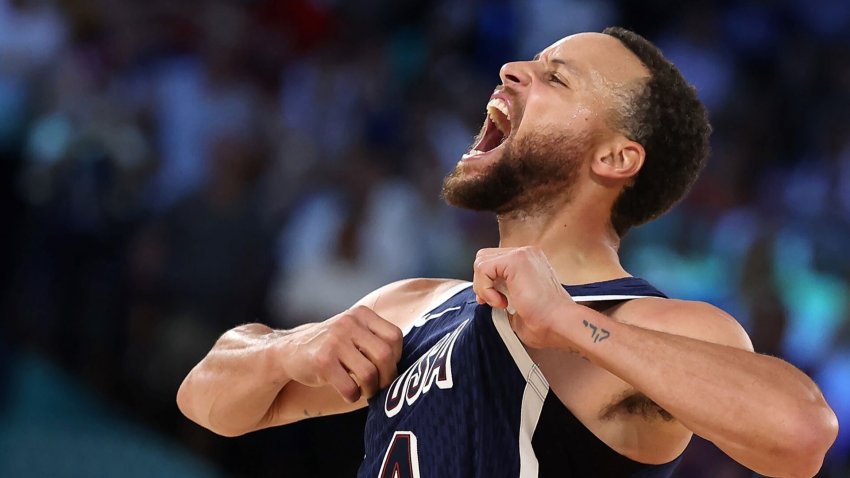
xmin=539 ymin=32 xmax=649 ymax=86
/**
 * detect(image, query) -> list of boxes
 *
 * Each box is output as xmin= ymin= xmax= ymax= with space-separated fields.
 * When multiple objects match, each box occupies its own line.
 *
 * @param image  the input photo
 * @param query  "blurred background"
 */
xmin=0 ymin=0 xmax=848 ymax=476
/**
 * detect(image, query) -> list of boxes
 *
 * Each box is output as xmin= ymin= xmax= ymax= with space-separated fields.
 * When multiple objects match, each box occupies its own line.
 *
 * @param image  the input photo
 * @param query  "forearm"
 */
xmin=177 ymin=323 xmax=301 ymax=436
xmin=558 ymin=305 xmax=837 ymax=477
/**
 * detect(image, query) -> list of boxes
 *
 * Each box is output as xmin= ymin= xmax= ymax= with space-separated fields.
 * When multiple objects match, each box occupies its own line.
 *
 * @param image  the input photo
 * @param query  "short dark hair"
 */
xmin=602 ymin=27 xmax=711 ymax=236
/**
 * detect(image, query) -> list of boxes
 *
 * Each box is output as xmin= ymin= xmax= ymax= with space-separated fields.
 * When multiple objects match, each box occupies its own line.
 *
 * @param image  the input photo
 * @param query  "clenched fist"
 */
xmin=279 ymin=305 xmax=403 ymax=403
xmin=472 ymin=246 xmax=579 ymax=349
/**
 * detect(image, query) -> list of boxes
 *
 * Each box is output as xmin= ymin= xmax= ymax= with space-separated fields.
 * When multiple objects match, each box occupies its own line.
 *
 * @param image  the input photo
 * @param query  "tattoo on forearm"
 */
xmin=582 ymin=320 xmax=610 ymax=343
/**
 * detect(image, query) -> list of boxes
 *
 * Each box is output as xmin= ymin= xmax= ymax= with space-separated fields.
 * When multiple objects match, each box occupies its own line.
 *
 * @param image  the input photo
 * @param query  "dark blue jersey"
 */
xmin=358 ymin=277 xmax=684 ymax=478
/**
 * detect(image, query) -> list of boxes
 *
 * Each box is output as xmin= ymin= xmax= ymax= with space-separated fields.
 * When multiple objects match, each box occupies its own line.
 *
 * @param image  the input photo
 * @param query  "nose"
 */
xmin=499 ymin=61 xmax=532 ymax=87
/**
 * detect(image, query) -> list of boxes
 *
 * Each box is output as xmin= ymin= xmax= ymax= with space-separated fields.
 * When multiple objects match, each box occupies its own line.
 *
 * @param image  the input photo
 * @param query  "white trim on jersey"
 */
xmin=571 ymin=294 xmax=659 ymax=302
xmin=402 ymin=282 xmax=472 ymax=336
xmin=377 ymin=431 xmax=421 ymax=478
xmin=403 ymin=282 xmax=656 ymax=336
xmin=411 ymin=306 xmax=461 ymax=329
xmin=491 ymin=293 xmax=658 ymax=477
xmin=492 ymin=308 xmax=549 ymax=478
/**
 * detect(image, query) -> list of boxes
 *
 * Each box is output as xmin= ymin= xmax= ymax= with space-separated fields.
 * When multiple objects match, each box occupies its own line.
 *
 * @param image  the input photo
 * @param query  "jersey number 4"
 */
xmin=379 ymin=431 xmax=421 ymax=478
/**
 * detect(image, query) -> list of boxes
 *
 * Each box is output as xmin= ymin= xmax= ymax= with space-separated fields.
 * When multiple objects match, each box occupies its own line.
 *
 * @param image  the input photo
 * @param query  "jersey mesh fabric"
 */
xmin=357 ymin=277 xmax=681 ymax=478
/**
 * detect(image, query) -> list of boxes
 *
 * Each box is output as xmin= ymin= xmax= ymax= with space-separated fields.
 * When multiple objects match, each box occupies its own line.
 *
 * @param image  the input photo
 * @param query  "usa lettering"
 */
xmin=384 ymin=319 xmax=469 ymax=417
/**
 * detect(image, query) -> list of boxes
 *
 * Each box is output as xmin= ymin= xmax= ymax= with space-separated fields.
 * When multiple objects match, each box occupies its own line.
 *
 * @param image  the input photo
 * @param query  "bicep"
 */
xmin=257 ymin=382 xmax=368 ymax=429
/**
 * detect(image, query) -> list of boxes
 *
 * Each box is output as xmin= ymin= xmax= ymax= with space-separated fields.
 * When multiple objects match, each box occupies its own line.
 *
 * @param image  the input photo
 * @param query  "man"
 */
xmin=177 ymin=28 xmax=838 ymax=477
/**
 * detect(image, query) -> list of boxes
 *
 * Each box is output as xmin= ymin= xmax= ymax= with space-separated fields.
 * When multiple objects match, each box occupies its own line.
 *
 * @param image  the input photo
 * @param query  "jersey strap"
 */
xmin=492 ymin=307 xmax=549 ymax=477
xmin=490 ymin=276 xmax=667 ymax=477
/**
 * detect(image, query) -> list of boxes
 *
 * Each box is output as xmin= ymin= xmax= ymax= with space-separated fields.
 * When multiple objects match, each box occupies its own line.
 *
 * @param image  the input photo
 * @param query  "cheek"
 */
xmin=516 ymin=100 xmax=598 ymax=141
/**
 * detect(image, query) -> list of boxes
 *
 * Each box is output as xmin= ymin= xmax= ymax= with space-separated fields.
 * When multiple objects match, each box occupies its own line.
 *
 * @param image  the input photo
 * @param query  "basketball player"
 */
xmin=177 ymin=28 xmax=838 ymax=477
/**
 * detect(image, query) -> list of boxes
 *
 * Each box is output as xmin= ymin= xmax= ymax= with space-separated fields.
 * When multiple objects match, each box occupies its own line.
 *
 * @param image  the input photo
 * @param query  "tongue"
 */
xmin=476 ymin=118 xmax=505 ymax=152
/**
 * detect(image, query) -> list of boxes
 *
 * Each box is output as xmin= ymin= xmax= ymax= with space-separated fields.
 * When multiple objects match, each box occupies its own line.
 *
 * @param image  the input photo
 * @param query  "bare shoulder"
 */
xmin=354 ymin=278 xmax=471 ymax=331
xmin=609 ymin=297 xmax=754 ymax=352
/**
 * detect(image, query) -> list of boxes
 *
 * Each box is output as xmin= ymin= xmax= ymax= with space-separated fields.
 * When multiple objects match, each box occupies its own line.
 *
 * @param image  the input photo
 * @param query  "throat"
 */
xmin=497 ymin=210 xmax=626 ymax=286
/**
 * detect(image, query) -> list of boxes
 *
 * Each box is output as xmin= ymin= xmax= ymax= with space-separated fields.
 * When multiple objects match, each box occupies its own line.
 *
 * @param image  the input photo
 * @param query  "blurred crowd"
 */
xmin=0 ymin=0 xmax=848 ymax=476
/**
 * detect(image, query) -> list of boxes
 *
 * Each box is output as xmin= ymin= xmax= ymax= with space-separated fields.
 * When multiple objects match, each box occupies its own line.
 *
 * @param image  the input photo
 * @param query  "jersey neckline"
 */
xmin=563 ymin=276 xmax=667 ymax=300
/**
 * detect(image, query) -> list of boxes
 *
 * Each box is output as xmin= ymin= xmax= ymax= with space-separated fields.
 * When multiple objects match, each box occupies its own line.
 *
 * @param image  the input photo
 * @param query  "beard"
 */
xmin=442 ymin=130 xmax=591 ymax=217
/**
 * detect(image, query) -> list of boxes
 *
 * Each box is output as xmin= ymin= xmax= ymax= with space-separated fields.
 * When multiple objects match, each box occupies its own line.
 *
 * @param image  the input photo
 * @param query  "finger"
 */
xmin=471 ymin=271 xmax=491 ymax=305
xmin=338 ymin=345 xmax=381 ymax=399
xmin=492 ymin=278 xmax=515 ymax=313
xmin=475 ymin=247 xmax=509 ymax=260
xmin=349 ymin=306 xmax=404 ymax=360
xmin=352 ymin=329 xmax=399 ymax=389
xmin=483 ymin=287 xmax=509 ymax=309
xmin=324 ymin=361 xmax=362 ymax=403
xmin=366 ymin=319 xmax=404 ymax=362
xmin=474 ymin=248 xmax=515 ymax=273
xmin=473 ymin=278 xmax=508 ymax=308
xmin=473 ymin=257 xmax=510 ymax=309
xmin=474 ymin=254 xmax=513 ymax=282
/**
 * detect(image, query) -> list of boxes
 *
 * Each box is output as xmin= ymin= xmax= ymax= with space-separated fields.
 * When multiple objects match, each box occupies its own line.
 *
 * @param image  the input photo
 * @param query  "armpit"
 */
xmin=600 ymin=390 xmax=675 ymax=422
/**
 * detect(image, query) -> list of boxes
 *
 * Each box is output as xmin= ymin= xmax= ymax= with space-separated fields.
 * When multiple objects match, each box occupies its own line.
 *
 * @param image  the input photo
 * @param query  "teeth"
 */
xmin=486 ymin=98 xmax=511 ymax=135
xmin=488 ymin=98 xmax=509 ymax=117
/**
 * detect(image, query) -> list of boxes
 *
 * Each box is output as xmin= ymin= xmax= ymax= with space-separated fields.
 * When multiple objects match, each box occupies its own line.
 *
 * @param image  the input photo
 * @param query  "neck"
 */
xmin=496 ymin=196 xmax=628 ymax=286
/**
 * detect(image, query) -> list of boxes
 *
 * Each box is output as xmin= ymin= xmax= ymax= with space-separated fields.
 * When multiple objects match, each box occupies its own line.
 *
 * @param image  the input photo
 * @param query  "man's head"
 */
xmin=442 ymin=27 xmax=711 ymax=236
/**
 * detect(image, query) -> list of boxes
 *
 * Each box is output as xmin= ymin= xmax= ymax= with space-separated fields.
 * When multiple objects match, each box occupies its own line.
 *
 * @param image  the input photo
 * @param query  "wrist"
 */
xmin=536 ymin=297 xmax=583 ymax=350
xmin=265 ymin=328 xmax=300 ymax=385
xmin=550 ymin=301 xmax=606 ymax=353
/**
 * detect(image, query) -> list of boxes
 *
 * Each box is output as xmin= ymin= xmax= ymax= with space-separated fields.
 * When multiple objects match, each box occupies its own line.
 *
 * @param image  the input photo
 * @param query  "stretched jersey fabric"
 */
xmin=357 ymin=277 xmax=684 ymax=478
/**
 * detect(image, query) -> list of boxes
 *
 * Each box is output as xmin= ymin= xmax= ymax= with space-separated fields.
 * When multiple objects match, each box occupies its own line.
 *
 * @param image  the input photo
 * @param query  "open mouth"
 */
xmin=466 ymin=97 xmax=512 ymax=157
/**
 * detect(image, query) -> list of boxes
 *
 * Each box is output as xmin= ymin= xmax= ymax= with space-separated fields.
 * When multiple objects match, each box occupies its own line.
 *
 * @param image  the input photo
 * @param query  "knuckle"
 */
xmin=312 ymin=350 xmax=334 ymax=369
xmin=343 ymin=383 xmax=360 ymax=401
xmin=321 ymin=334 xmax=342 ymax=351
xmin=375 ymin=345 xmax=393 ymax=364
xmin=351 ymin=304 xmax=371 ymax=317
xmin=390 ymin=326 xmax=403 ymax=343
xmin=361 ymin=366 xmax=378 ymax=384
xmin=330 ymin=314 xmax=352 ymax=331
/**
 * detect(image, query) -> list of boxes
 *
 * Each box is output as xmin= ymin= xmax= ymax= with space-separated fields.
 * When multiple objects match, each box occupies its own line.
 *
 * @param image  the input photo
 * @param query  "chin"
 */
xmin=442 ymin=148 xmax=521 ymax=213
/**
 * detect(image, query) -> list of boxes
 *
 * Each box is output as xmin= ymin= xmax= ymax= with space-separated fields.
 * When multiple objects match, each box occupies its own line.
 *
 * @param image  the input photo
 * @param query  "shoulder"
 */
xmin=354 ymin=278 xmax=471 ymax=330
xmin=609 ymin=297 xmax=754 ymax=352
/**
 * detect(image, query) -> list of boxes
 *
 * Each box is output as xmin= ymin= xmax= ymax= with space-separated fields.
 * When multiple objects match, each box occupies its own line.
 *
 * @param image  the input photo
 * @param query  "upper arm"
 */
xmin=619 ymin=299 xmax=754 ymax=352
xmin=354 ymin=277 xmax=470 ymax=329
xmin=588 ymin=299 xmax=754 ymax=463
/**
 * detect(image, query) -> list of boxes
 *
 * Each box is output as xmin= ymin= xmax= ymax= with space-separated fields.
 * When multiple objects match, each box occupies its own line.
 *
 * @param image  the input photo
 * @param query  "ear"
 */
xmin=591 ymin=138 xmax=645 ymax=183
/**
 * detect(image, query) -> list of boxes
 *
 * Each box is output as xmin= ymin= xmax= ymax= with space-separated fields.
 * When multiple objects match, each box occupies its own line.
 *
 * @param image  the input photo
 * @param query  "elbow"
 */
xmin=781 ymin=400 xmax=839 ymax=478
xmin=175 ymin=372 xmax=201 ymax=426
xmin=177 ymin=372 xmax=256 ymax=438
xmin=206 ymin=425 xmax=249 ymax=438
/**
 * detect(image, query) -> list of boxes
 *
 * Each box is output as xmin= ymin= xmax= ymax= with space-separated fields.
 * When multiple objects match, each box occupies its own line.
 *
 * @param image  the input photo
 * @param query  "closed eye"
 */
xmin=547 ymin=72 xmax=568 ymax=87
